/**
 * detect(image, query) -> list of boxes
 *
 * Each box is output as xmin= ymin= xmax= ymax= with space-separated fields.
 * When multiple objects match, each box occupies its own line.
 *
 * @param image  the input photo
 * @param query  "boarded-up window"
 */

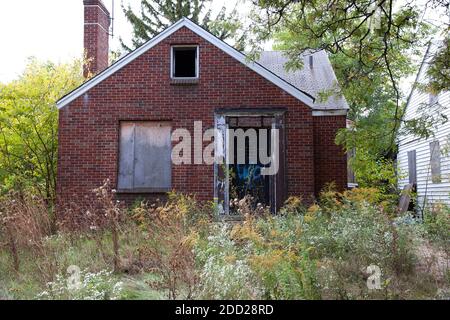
xmin=407 ymin=150 xmax=417 ymax=185
xmin=118 ymin=122 xmax=171 ymax=191
xmin=347 ymin=148 xmax=356 ymax=184
xmin=429 ymin=140 xmax=441 ymax=183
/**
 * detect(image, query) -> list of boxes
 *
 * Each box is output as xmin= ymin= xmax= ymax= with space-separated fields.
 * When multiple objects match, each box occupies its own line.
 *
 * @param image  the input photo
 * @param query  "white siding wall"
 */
xmin=397 ymin=53 xmax=450 ymax=209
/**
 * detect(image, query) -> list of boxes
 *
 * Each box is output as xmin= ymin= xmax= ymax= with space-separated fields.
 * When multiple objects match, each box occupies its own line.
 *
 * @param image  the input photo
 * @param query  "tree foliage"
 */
xmin=427 ymin=37 xmax=450 ymax=94
xmin=251 ymin=0 xmax=447 ymax=188
xmin=121 ymin=0 xmax=246 ymax=51
xmin=0 ymin=59 xmax=84 ymax=203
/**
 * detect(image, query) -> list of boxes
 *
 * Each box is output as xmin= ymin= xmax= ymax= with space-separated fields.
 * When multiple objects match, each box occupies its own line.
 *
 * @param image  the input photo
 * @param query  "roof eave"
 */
xmin=57 ymin=18 xmax=315 ymax=109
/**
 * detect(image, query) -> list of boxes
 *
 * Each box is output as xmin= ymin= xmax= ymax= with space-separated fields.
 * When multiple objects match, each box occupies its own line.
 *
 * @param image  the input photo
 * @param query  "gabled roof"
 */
xmin=403 ymin=40 xmax=443 ymax=114
xmin=396 ymin=40 xmax=446 ymax=144
xmin=57 ymin=18 xmax=316 ymax=109
xmin=257 ymin=51 xmax=349 ymax=110
xmin=57 ymin=18 xmax=348 ymax=110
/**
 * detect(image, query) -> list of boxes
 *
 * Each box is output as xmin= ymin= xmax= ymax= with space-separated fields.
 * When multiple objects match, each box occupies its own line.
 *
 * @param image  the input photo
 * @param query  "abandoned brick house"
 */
xmin=56 ymin=0 xmax=349 ymax=213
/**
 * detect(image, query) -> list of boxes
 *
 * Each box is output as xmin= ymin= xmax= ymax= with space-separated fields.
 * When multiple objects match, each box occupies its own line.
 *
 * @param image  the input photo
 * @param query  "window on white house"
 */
xmin=429 ymin=140 xmax=441 ymax=183
xmin=407 ymin=150 xmax=417 ymax=185
xmin=171 ymin=46 xmax=198 ymax=78
xmin=347 ymin=148 xmax=356 ymax=185
xmin=118 ymin=121 xmax=172 ymax=192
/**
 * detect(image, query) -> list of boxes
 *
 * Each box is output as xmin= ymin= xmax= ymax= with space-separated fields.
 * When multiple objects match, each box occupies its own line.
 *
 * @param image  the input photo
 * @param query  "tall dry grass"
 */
xmin=0 ymin=193 xmax=52 ymax=272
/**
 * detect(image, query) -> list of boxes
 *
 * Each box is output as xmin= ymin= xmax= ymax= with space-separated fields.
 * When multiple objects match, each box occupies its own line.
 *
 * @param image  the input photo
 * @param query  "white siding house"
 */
xmin=397 ymin=41 xmax=450 ymax=211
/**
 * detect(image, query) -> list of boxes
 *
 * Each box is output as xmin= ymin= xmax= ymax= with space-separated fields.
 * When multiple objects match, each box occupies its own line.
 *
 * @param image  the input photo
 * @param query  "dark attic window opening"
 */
xmin=172 ymin=46 xmax=198 ymax=79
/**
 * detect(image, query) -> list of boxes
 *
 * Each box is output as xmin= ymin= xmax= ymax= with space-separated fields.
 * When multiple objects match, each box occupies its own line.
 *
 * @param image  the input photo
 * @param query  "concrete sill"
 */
xmin=116 ymin=188 xmax=171 ymax=194
xmin=170 ymin=78 xmax=199 ymax=85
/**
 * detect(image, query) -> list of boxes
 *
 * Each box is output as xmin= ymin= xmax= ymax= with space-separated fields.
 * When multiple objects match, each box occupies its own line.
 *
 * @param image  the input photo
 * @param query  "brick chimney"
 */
xmin=83 ymin=0 xmax=110 ymax=77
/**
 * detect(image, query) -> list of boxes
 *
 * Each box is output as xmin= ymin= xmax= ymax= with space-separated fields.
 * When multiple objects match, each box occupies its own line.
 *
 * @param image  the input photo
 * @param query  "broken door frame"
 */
xmin=213 ymin=108 xmax=287 ymax=214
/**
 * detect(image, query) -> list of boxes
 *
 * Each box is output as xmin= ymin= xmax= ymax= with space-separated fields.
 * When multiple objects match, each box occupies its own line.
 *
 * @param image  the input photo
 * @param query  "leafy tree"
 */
xmin=250 ymin=0 xmax=448 ymax=189
xmin=274 ymin=29 xmax=411 ymax=190
xmin=426 ymin=37 xmax=450 ymax=94
xmin=0 ymin=59 xmax=84 ymax=203
xmin=121 ymin=0 xmax=246 ymax=51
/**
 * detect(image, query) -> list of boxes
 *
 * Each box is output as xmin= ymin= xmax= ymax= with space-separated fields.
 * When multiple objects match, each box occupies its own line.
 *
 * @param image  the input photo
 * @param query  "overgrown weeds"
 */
xmin=132 ymin=193 xmax=212 ymax=299
xmin=0 ymin=183 xmax=448 ymax=300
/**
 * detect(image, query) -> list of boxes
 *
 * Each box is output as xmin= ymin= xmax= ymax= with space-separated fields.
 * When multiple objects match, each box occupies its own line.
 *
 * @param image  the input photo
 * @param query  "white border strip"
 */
xmin=57 ymin=18 xmax=316 ymax=109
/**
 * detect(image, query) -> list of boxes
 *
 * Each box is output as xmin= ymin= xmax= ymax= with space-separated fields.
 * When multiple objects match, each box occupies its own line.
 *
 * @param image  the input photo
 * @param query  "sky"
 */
xmin=0 ymin=0 xmax=132 ymax=82
xmin=0 ymin=0 xmax=242 ymax=83
xmin=0 ymin=0 xmax=447 ymax=93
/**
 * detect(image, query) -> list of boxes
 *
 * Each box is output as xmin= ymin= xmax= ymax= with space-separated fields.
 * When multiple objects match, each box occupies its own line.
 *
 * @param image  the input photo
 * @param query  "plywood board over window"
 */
xmin=430 ymin=140 xmax=441 ymax=184
xmin=407 ymin=150 xmax=417 ymax=185
xmin=118 ymin=121 xmax=172 ymax=192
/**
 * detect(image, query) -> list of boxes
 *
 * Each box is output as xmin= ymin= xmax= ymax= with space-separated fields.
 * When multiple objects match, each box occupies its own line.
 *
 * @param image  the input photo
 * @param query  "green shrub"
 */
xmin=299 ymin=188 xmax=420 ymax=298
xmin=249 ymin=248 xmax=319 ymax=299
xmin=423 ymin=204 xmax=450 ymax=249
xmin=194 ymin=216 xmax=321 ymax=300
xmin=249 ymin=215 xmax=320 ymax=299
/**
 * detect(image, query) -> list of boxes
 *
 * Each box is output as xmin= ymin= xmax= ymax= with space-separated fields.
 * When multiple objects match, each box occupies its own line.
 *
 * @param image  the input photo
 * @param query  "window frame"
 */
xmin=170 ymin=45 xmax=199 ymax=80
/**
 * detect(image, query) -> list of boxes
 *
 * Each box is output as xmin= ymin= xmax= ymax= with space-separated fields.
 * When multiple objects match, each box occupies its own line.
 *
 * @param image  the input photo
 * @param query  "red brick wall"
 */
xmin=83 ymin=0 xmax=110 ymax=77
xmin=57 ymin=26 xmax=346 ymax=207
xmin=313 ymin=115 xmax=347 ymax=195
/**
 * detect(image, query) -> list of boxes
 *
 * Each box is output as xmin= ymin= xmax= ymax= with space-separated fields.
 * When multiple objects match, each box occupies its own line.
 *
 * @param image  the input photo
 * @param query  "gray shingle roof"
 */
xmin=257 ymin=50 xmax=349 ymax=110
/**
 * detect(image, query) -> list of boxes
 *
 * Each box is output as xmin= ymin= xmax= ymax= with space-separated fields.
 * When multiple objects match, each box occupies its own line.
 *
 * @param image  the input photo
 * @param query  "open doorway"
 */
xmin=228 ymin=116 xmax=272 ymax=208
xmin=214 ymin=109 xmax=286 ymax=215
